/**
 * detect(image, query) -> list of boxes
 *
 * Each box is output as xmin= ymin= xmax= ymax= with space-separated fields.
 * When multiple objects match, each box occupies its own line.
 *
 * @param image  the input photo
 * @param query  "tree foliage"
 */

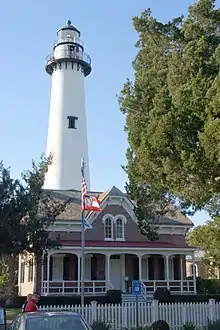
xmin=119 ymin=0 xmax=220 ymax=236
xmin=0 ymin=254 xmax=18 ymax=296
xmin=0 ymin=156 xmax=67 ymax=260
xmin=187 ymin=217 xmax=220 ymax=277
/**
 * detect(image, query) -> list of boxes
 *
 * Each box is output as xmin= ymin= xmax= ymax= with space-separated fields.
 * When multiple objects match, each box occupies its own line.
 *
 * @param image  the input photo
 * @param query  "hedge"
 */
xmin=156 ymin=294 xmax=220 ymax=303
xmin=196 ymin=277 xmax=220 ymax=294
xmin=5 ymin=290 xmax=122 ymax=309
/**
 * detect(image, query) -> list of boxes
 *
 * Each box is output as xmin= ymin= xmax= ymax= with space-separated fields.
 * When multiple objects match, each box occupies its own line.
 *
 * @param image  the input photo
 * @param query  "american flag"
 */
xmin=81 ymin=158 xmax=100 ymax=212
xmin=81 ymin=176 xmax=87 ymax=210
xmin=81 ymin=158 xmax=87 ymax=210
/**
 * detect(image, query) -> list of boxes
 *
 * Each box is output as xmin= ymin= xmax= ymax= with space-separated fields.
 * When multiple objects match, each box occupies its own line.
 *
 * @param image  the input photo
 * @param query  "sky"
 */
xmin=0 ymin=0 xmax=219 ymax=226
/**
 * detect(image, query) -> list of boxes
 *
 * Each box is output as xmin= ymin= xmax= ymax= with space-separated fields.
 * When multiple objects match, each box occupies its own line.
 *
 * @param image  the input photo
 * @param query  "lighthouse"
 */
xmin=44 ymin=20 xmax=91 ymax=191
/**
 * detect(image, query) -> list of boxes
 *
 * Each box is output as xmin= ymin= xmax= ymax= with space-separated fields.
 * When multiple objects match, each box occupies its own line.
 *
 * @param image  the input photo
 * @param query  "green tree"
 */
xmin=187 ymin=217 xmax=220 ymax=277
xmin=0 ymin=156 xmax=67 ymax=296
xmin=0 ymin=254 xmax=17 ymax=296
xmin=119 ymin=0 xmax=220 ymax=237
xmin=0 ymin=156 xmax=67 ymax=260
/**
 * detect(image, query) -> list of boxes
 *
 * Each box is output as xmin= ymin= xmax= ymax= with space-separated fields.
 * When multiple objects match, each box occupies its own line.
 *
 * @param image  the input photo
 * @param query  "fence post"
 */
xmin=151 ymin=300 xmax=158 ymax=323
xmin=91 ymin=301 xmax=97 ymax=322
xmin=209 ymin=299 xmax=216 ymax=322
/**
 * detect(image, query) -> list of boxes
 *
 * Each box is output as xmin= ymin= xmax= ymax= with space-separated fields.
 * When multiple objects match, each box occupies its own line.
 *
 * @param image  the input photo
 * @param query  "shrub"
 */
xmin=153 ymin=288 xmax=171 ymax=302
xmin=0 ymin=296 xmax=6 ymax=307
xmin=106 ymin=290 xmax=122 ymax=303
xmin=123 ymin=327 xmax=151 ymax=330
xmin=196 ymin=278 xmax=220 ymax=294
xmin=5 ymin=291 xmax=122 ymax=308
xmin=151 ymin=320 xmax=170 ymax=330
xmin=5 ymin=295 xmax=26 ymax=309
xmin=205 ymin=319 xmax=220 ymax=330
xmin=183 ymin=322 xmax=197 ymax=330
xmin=156 ymin=293 xmax=220 ymax=303
xmin=91 ymin=320 xmax=111 ymax=330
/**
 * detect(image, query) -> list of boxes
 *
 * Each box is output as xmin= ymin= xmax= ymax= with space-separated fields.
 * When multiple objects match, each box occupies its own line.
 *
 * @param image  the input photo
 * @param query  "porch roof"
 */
xmin=59 ymin=240 xmax=192 ymax=249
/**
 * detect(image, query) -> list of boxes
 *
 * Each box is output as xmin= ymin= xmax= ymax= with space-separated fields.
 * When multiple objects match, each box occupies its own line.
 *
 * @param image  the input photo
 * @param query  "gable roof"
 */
xmin=95 ymin=186 xmax=193 ymax=226
xmin=43 ymin=189 xmax=97 ymax=221
xmin=108 ymin=186 xmax=126 ymax=197
xmin=43 ymin=186 xmax=193 ymax=226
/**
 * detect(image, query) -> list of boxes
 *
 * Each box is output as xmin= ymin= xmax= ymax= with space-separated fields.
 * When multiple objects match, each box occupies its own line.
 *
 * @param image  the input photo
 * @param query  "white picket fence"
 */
xmin=39 ymin=299 xmax=220 ymax=329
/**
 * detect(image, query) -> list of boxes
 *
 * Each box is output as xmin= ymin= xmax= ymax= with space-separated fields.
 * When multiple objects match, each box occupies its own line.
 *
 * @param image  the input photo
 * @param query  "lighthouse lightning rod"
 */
xmin=81 ymin=158 xmax=85 ymax=306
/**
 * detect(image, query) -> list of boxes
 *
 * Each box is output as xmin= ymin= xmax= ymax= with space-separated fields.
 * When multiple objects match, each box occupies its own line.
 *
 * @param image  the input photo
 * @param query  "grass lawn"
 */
xmin=6 ymin=309 xmax=20 ymax=323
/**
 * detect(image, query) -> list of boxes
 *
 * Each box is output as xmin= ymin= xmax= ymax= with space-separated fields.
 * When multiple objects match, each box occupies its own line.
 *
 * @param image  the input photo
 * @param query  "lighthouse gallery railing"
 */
xmin=45 ymin=50 xmax=91 ymax=66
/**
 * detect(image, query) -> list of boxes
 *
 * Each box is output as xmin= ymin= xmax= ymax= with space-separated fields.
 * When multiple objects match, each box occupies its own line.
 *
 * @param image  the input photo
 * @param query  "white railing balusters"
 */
xmin=41 ymin=280 xmax=110 ymax=295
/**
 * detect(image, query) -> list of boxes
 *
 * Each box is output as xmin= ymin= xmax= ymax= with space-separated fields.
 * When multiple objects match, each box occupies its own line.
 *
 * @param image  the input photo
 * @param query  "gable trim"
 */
xmin=89 ymin=196 xmax=137 ymax=225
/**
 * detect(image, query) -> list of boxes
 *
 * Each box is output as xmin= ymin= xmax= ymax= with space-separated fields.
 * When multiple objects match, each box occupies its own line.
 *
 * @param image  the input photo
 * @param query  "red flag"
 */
xmin=83 ymin=195 xmax=100 ymax=211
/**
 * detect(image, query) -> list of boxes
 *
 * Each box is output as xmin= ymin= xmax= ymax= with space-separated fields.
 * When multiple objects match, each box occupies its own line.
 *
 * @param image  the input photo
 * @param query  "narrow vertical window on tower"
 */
xmin=67 ymin=116 xmax=78 ymax=129
xmin=69 ymin=45 xmax=75 ymax=57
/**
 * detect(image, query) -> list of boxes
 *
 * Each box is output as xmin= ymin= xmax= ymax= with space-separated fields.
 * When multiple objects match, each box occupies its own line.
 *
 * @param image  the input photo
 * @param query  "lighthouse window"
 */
xmin=69 ymin=45 xmax=75 ymax=53
xmin=67 ymin=116 xmax=78 ymax=129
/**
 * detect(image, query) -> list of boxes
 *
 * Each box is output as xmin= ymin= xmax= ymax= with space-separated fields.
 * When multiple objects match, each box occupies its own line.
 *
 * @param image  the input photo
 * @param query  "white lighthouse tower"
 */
xmin=44 ymin=20 xmax=91 ymax=191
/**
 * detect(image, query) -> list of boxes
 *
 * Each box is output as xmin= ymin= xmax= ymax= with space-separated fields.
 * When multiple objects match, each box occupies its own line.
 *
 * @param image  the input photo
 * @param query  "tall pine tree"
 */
xmin=119 ymin=0 xmax=220 ymax=238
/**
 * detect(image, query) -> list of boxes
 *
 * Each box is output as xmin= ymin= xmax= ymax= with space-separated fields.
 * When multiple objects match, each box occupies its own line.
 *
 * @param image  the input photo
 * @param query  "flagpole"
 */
xmin=81 ymin=158 xmax=85 ymax=306
xmin=81 ymin=209 xmax=85 ymax=305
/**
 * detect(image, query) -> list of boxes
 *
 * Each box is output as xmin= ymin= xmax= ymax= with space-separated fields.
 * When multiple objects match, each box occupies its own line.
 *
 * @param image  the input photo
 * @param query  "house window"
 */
xmin=190 ymin=264 xmax=198 ymax=277
xmin=104 ymin=218 xmax=113 ymax=240
xmin=116 ymin=218 xmax=124 ymax=240
xmin=67 ymin=116 xmax=78 ymax=129
xmin=20 ymin=262 xmax=25 ymax=283
xmin=28 ymin=259 xmax=34 ymax=282
xmin=115 ymin=215 xmax=127 ymax=240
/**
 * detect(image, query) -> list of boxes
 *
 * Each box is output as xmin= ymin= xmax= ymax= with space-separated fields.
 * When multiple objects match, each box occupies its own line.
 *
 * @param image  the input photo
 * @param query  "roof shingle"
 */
xmin=43 ymin=187 xmax=193 ymax=225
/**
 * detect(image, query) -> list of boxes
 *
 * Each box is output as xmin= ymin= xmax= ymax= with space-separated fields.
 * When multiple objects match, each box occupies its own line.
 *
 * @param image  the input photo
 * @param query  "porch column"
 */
xmin=180 ymin=255 xmax=183 ymax=292
xmin=41 ymin=253 xmax=44 ymax=296
xmin=18 ymin=254 xmax=21 ymax=295
xmin=138 ymin=255 xmax=142 ymax=280
xmin=77 ymin=255 xmax=81 ymax=294
xmin=192 ymin=255 xmax=197 ymax=293
xmin=105 ymin=255 xmax=110 ymax=290
xmin=165 ymin=255 xmax=170 ymax=290
xmin=47 ymin=253 xmax=50 ymax=294
xmin=142 ymin=256 xmax=149 ymax=280
xmin=121 ymin=254 xmax=126 ymax=291
xmin=169 ymin=257 xmax=174 ymax=280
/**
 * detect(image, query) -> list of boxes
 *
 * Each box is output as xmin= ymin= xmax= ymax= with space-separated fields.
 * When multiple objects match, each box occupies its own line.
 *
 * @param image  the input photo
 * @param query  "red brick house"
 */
xmin=186 ymin=250 xmax=220 ymax=279
xmin=18 ymin=186 xmax=196 ymax=299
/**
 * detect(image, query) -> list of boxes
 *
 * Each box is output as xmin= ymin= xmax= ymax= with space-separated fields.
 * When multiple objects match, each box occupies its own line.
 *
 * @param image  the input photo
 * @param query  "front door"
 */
xmin=110 ymin=256 xmax=122 ymax=289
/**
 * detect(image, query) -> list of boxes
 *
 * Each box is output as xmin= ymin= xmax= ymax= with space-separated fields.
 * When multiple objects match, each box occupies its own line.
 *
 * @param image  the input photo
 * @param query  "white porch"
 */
xmin=41 ymin=249 xmax=196 ymax=297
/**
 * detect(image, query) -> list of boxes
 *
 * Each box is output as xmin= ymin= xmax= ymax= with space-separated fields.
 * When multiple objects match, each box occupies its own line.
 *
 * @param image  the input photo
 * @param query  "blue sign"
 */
xmin=132 ymin=280 xmax=141 ymax=296
xmin=0 ymin=307 xmax=5 ymax=325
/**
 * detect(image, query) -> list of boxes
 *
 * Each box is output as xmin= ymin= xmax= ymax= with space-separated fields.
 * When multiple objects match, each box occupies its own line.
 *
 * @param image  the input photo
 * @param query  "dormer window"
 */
xmin=102 ymin=214 xmax=127 ymax=241
xmin=116 ymin=218 xmax=123 ymax=239
xmin=115 ymin=215 xmax=127 ymax=241
xmin=102 ymin=215 xmax=114 ymax=240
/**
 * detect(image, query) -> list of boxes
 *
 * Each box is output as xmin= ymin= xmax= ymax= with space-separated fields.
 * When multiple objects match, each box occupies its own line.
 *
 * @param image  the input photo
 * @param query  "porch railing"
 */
xmin=42 ymin=280 xmax=112 ymax=295
xmin=141 ymin=279 xmax=195 ymax=297
xmin=140 ymin=281 xmax=148 ymax=301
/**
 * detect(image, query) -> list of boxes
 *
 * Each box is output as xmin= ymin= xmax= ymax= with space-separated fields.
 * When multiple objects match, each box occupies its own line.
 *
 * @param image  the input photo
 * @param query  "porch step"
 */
xmin=122 ymin=293 xmax=153 ymax=303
